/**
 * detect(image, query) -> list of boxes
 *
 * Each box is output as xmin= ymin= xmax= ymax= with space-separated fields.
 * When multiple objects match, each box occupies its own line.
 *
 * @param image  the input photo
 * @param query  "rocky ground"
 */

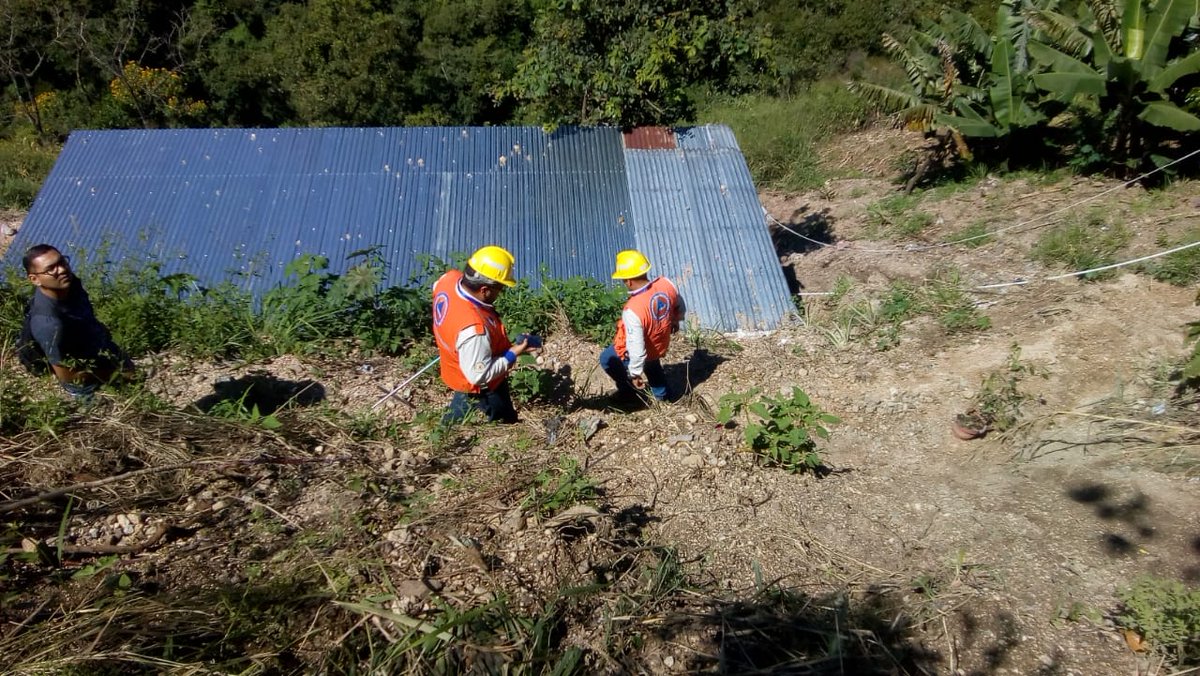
xmin=2 ymin=128 xmax=1198 ymax=674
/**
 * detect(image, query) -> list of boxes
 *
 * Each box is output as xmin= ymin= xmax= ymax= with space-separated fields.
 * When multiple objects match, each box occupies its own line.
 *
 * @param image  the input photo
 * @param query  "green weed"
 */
xmin=1032 ymin=211 xmax=1132 ymax=280
xmin=522 ymin=457 xmax=600 ymax=517
xmin=951 ymin=220 xmax=995 ymax=247
xmin=1181 ymin=320 xmax=1200 ymax=392
xmin=717 ymin=387 xmax=839 ymax=473
xmin=508 ymin=356 xmax=555 ymax=403
xmin=206 ymin=393 xmax=282 ymax=430
xmin=0 ymin=361 xmax=73 ymax=435
xmin=1116 ymin=576 xmax=1200 ymax=666
xmin=1140 ymin=230 xmax=1200 ymax=287
xmin=924 ymin=267 xmax=991 ymax=333
xmin=969 ymin=344 xmax=1042 ymax=433
xmin=867 ymin=193 xmax=934 ymax=239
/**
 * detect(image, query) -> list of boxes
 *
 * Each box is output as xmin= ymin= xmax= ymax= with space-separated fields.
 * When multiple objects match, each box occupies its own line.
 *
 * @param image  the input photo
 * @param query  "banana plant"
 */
xmin=1027 ymin=0 xmax=1200 ymax=167
xmin=851 ymin=0 xmax=1053 ymax=155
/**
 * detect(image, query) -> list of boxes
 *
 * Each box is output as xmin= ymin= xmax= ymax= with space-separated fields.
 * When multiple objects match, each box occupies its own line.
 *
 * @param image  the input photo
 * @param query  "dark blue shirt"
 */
xmin=28 ymin=282 xmax=124 ymax=370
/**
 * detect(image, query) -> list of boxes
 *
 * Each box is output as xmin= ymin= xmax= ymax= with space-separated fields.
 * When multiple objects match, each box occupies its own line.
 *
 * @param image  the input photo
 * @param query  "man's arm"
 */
xmin=456 ymin=327 xmax=531 ymax=387
xmin=30 ymin=315 xmax=91 ymax=384
xmin=673 ymin=292 xmax=686 ymax=332
xmin=623 ymin=309 xmax=647 ymax=377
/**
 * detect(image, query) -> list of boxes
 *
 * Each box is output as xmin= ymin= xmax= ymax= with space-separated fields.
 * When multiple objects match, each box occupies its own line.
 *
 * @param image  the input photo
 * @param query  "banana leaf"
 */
xmin=1141 ymin=0 xmax=1199 ymax=72
xmin=1033 ymin=72 xmax=1108 ymax=98
xmin=1148 ymin=50 xmax=1200 ymax=93
xmin=1138 ymin=100 xmax=1200 ymax=131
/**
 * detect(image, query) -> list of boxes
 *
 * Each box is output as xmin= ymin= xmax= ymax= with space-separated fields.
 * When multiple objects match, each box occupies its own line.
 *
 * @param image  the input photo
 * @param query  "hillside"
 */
xmin=2 ymin=127 xmax=1198 ymax=674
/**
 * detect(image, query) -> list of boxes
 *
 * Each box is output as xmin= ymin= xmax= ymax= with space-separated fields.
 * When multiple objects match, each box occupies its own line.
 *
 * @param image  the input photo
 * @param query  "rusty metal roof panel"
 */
xmin=10 ymin=124 xmax=788 ymax=331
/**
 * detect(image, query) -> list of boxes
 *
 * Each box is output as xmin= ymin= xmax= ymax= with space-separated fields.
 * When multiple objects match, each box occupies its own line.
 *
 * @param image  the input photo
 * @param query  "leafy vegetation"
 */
xmin=802 ymin=271 xmax=989 ymax=351
xmin=717 ymin=387 xmax=839 ymax=473
xmin=866 ymin=192 xmax=935 ymax=238
xmin=0 ymin=250 xmax=627 ymax=367
xmin=1116 ymin=575 xmax=1200 ymax=666
xmin=853 ymin=0 xmax=1200 ymax=181
xmin=1140 ymin=230 xmax=1200 ymax=286
xmin=1182 ymin=319 xmax=1200 ymax=392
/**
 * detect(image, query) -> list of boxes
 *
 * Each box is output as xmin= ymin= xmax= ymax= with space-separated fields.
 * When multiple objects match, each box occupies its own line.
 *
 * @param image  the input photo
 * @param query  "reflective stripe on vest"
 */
xmin=432 ymin=270 xmax=512 ymax=393
xmin=614 ymin=277 xmax=679 ymax=361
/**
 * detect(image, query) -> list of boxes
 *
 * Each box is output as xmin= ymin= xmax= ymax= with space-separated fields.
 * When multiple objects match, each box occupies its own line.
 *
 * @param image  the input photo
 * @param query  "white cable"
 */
xmin=766 ymin=146 xmax=1200 ymax=254
xmin=796 ymin=239 xmax=1200 ymax=296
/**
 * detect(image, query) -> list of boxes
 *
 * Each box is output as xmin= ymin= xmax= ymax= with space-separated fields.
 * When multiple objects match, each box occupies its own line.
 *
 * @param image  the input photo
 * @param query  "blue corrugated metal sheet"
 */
xmin=9 ymin=125 xmax=792 ymax=331
xmin=624 ymin=128 xmax=792 ymax=331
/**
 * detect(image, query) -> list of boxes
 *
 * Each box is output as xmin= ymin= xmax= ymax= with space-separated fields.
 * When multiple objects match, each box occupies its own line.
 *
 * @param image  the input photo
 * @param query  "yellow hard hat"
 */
xmin=467 ymin=245 xmax=516 ymax=287
xmin=612 ymin=249 xmax=651 ymax=280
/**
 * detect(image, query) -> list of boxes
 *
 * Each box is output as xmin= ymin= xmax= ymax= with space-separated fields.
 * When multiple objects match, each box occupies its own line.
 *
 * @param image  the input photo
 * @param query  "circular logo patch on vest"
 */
xmin=433 ymin=292 xmax=450 ymax=326
xmin=649 ymin=292 xmax=672 ymax=321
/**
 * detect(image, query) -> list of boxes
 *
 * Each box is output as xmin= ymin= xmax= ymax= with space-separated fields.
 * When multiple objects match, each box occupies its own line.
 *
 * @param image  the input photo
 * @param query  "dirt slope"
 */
xmin=4 ymin=128 xmax=1198 ymax=674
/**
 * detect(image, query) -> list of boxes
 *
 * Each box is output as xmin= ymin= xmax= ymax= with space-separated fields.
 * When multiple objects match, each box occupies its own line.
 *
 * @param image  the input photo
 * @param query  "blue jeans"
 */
xmin=443 ymin=381 xmax=518 ymax=424
xmin=599 ymin=344 xmax=669 ymax=401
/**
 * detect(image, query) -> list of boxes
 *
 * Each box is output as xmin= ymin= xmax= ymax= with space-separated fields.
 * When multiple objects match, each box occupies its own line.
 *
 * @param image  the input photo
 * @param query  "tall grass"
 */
xmin=695 ymin=79 xmax=874 ymax=192
xmin=0 ymin=132 xmax=59 ymax=210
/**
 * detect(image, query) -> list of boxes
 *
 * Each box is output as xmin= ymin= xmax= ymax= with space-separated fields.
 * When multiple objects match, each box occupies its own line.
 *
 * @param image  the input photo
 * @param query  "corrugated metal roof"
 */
xmin=8 ymin=125 xmax=793 ymax=331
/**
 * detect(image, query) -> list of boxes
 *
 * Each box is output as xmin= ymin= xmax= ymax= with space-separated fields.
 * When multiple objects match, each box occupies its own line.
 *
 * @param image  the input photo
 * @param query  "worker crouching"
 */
xmin=600 ymin=249 xmax=685 ymax=403
xmin=432 ymin=245 xmax=535 ymax=423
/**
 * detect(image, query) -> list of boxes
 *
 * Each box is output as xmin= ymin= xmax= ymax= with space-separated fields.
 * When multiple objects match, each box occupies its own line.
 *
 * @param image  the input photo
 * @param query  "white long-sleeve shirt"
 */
xmin=622 ymin=278 xmax=685 ymax=377
xmin=455 ymin=325 xmax=514 ymax=387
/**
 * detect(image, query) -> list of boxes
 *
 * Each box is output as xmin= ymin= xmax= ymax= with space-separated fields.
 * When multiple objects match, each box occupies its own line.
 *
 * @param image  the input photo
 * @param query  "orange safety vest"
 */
xmin=614 ymin=277 xmax=680 ymax=361
xmin=431 ymin=270 xmax=512 ymax=393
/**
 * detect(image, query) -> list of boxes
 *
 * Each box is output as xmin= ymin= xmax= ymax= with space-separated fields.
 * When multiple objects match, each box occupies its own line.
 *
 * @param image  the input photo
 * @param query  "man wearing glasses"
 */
xmin=20 ymin=244 xmax=134 ymax=398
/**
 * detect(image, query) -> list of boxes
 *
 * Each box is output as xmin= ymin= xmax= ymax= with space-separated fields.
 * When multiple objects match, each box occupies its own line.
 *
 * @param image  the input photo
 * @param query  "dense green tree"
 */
xmin=501 ymin=0 xmax=771 ymax=126
xmin=411 ymin=0 xmax=531 ymax=124
xmin=260 ymin=0 xmax=421 ymax=126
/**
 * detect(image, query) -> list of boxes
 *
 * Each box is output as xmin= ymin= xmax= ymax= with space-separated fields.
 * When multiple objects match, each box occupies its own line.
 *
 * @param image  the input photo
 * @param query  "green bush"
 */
xmin=0 ymin=361 xmax=73 ymax=435
xmin=498 ymin=270 xmax=626 ymax=344
xmin=1117 ymin=576 xmax=1200 ymax=666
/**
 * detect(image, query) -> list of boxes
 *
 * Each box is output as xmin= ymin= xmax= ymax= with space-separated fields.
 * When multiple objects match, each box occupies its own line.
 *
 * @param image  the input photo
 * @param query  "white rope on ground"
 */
xmin=794 ymin=238 xmax=1200 ymax=297
xmin=767 ymin=146 xmax=1200 ymax=254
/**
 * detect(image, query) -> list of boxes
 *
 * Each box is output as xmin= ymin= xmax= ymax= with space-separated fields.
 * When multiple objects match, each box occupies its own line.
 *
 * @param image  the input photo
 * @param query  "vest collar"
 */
xmin=628 ymin=278 xmax=653 ymax=297
xmin=456 ymin=279 xmax=495 ymax=309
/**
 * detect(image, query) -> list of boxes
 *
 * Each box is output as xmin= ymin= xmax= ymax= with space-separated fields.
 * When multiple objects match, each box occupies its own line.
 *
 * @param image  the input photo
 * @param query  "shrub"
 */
xmin=923 ymin=267 xmax=991 ymax=334
xmin=0 ymin=361 xmax=73 ymax=435
xmin=1117 ymin=576 xmax=1200 ymax=666
xmin=969 ymin=344 xmax=1041 ymax=432
xmin=522 ymin=456 xmax=600 ymax=517
xmin=866 ymin=193 xmax=934 ymax=239
xmin=717 ymin=387 xmax=839 ymax=473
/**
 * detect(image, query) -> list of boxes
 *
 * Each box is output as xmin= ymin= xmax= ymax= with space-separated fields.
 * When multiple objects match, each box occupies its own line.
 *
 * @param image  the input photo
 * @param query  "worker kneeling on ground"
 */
xmin=18 ymin=243 xmax=136 ymax=399
xmin=600 ymin=249 xmax=685 ymax=403
xmin=431 ymin=245 xmax=536 ymax=423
